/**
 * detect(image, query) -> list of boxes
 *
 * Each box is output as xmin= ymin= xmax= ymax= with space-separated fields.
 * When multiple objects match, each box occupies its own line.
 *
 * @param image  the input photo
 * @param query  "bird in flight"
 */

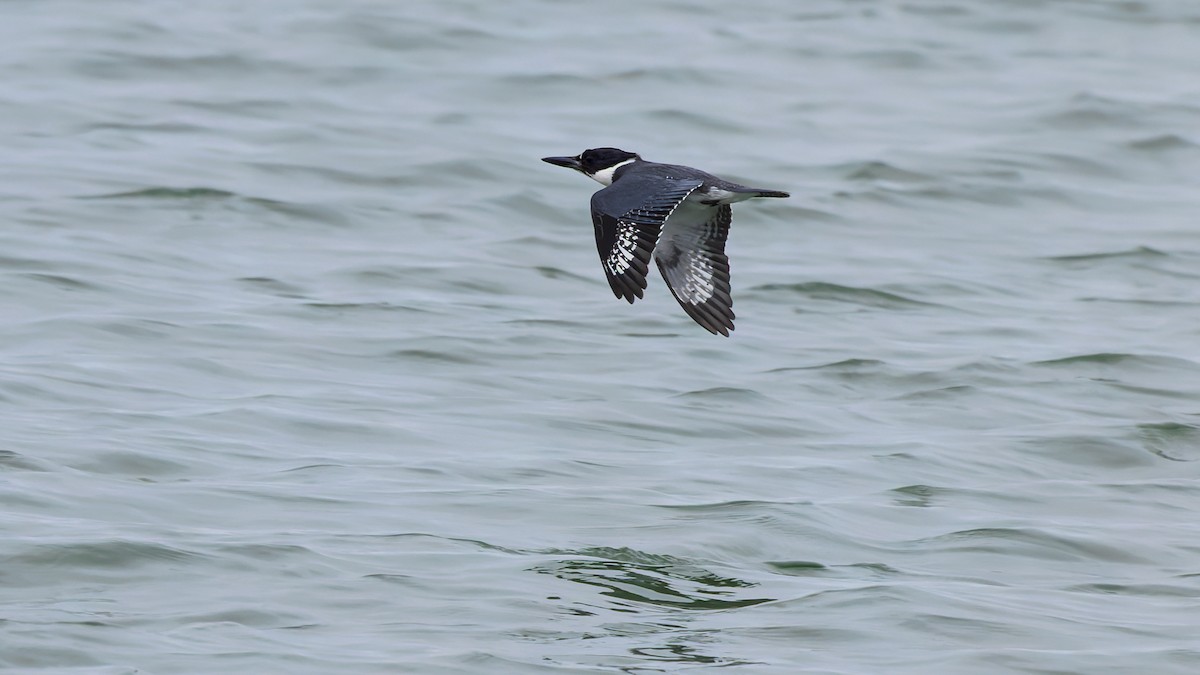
xmin=543 ymin=147 xmax=789 ymax=336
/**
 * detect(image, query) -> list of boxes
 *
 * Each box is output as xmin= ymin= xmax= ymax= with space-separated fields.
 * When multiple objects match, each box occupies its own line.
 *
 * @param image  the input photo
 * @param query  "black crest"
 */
xmin=578 ymin=148 xmax=640 ymax=174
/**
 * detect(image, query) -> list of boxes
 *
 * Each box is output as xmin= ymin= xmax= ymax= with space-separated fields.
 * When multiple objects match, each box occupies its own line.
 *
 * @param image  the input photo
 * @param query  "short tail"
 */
xmin=732 ymin=187 xmax=789 ymax=198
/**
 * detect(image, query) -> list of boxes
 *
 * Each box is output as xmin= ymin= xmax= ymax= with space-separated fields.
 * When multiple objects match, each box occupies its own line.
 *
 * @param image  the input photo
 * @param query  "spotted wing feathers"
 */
xmin=590 ymin=180 xmax=702 ymax=303
xmin=654 ymin=204 xmax=735 ymax=336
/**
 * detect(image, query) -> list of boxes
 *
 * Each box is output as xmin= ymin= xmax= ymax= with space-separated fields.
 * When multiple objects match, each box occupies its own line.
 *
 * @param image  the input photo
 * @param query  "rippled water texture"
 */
xmin=3 ymin=0 xmax=1200 ymax=673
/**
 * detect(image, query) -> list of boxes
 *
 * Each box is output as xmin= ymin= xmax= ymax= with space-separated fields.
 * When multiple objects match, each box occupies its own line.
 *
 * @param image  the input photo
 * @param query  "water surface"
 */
xmin=3 ymin=1 xmax=1200 ymax=673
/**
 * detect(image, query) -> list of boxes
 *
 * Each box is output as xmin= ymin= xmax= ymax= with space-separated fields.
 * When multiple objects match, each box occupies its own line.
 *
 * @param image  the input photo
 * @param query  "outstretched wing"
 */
xmin=654 ymin=203 xmax=735 ymax=336
xmin=590 ymin=178 xmax=703 ymax=303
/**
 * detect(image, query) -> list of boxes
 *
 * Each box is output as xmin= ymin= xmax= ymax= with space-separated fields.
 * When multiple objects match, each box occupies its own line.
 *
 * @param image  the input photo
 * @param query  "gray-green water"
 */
xmin=4 ymin=1 xmax=1200 ymax=673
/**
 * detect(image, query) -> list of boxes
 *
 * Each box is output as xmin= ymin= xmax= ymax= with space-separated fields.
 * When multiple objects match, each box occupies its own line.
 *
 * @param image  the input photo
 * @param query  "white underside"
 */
xmin=587 ymin=159 xmax=637 ymax=186
xmin=686 ymin=187 xmax=756 ymax=206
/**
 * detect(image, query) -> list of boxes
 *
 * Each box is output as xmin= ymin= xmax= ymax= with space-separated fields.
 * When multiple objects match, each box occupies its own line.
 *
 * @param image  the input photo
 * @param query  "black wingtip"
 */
xmin=697 ymin=319 xmax=733 ymax=337
xmin=610 ymin=285 xmax=636 ymax=303
xmin=678 ymin=300 xmax=735 ymax=337
xmin=708 ymin=316 xmax=735 ymax=337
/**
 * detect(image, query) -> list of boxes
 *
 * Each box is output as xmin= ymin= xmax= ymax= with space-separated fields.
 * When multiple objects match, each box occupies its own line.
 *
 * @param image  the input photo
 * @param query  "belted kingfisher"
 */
xmin=542 ymin=147 xmax=789 ymax=336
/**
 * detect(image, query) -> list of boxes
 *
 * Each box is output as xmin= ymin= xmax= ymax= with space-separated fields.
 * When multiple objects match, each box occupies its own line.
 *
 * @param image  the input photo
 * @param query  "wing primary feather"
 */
xmin=654 ymin=203 xmax=736 ymax=336
xmin=589 ymin=178 xmax=703 ymax=304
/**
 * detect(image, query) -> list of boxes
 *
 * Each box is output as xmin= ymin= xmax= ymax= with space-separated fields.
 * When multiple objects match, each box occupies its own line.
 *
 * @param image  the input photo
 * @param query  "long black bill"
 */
xmin=542 ymin=156 xmax=582 ymax=170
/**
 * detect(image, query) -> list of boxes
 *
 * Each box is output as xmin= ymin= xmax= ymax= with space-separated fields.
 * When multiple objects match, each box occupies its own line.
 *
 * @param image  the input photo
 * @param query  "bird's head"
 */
xmin=542 ymin=147 xmax=641 ymax=186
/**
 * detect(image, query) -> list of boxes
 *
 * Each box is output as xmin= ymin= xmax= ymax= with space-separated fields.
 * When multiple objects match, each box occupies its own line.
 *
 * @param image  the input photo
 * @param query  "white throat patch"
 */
xmin=587 ymin=158 xmax=636 ymax=186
